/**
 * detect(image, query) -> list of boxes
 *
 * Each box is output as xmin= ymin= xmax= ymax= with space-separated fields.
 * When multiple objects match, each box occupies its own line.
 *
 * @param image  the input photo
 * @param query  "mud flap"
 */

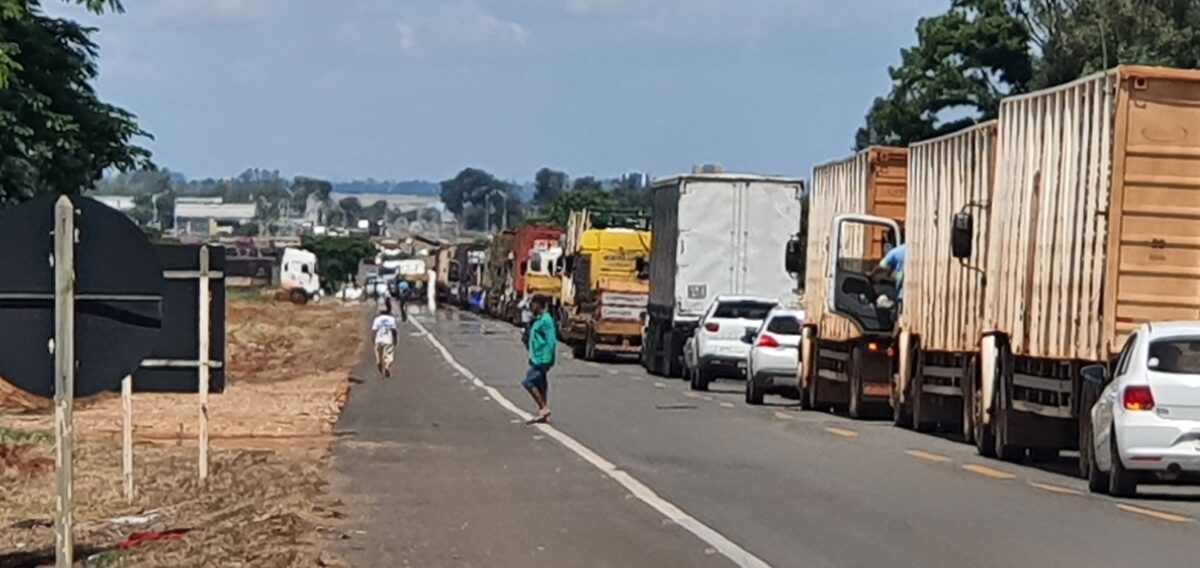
xmin=800 ymin=326 xmax=816 ymax=391
xmin=895 ymin=330 xmax=912 ymax=407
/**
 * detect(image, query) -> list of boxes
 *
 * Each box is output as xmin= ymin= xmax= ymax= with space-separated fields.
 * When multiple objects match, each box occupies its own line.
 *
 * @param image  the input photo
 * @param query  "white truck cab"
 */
xmin=280 ymin=247 xmax=321 ymax=304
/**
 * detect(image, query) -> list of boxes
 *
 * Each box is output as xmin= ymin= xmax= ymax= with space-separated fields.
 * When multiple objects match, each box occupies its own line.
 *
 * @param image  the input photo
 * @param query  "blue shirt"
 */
xmin=880 ymin=244 xmax=906 ymax=299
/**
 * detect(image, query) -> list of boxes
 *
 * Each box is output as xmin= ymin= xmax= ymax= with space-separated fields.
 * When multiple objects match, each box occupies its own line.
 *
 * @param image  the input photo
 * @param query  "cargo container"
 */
xmin=955 ymin=66 xmax=1200 ymax=470
xmin=643 ymin=173 xmax=803 ymax=378
xmin=891 ymin=122 xmax=997 ymax=434
xmin=795 ymin=147 xmax=907 ymax=417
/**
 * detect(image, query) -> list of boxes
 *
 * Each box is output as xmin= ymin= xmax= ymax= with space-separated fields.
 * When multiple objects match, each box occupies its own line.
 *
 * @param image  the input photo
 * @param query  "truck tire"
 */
xmin=804 ymin=371 xmax=821 ymax=411
xmin=746 ymin=374 xmax=765 ymax=405
xmin=289 ymin=289 xmax=308 ymax=305
xmin=585 ymin=328 xmax=599 ymax=361
xmin=666 ymin=329 xmax=685 ymax=378
xmin=848 ymin=347 xmax=865 ymax=419
xmin=1108 ymin=430 xmax=1138 ymax=497
xmin=572 ymin=342 xmax=587 ymax=360
xmin=962 ymin=356 xmax=977 ymax=445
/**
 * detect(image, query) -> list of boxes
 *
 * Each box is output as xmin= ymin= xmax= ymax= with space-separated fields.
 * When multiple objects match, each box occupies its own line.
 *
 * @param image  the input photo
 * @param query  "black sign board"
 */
xmin=131 ymin=244 xmax=227 ymax=393
xmin=0 ymin=195 xmax=164 ymax=398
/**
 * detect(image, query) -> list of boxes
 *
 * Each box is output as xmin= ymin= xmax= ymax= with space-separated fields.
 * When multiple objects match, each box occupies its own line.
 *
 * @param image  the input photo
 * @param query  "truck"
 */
xmin=947 ymin=66 xmax=1200 ymax=470
xmin=794 ymin=147 xmax=908 ymax=418
xmin=889 ymin=122 xmax=997 ymax=435
xmin=485 ymin=226 xmax=563 ymax=323
xmin=560 ymin=209 xmax=653 ymax=361
xmin=642 ymin=172 xmax=804 ymax=377
xmin=279 ymin=247 xmax=321 ymax=304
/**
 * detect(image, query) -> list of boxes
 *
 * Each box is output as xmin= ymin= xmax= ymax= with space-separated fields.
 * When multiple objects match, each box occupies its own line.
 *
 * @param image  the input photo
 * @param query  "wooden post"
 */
xmin=121 ymin=375 xmax=133 ymax=502
xmin=198 ymin=246 xmax=211 ymax=483
xmin=53 ymin=196 xmax=75 ymax=568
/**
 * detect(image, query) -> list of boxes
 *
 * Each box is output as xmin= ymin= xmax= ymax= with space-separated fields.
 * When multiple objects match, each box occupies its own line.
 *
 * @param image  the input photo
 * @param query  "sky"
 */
xmin=47 ymin=0 xmax=949 ymax=183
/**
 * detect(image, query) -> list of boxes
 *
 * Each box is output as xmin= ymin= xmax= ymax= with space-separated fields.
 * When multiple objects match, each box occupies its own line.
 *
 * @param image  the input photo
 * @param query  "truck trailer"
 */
xmin=560 ymin=209 xmax=652 ymax=361
xmin=952 ymin=66 xmax=1200 ymax=469
xmin=643 ymin=173 xmax=803 ymax=377
xmin=796 ymin=147 xmax=908 ymax=418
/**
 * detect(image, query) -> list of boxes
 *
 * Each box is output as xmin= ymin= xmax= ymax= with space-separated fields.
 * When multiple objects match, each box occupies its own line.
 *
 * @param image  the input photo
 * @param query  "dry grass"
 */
xmin=0 ymin=295 xmax=364 ymax=567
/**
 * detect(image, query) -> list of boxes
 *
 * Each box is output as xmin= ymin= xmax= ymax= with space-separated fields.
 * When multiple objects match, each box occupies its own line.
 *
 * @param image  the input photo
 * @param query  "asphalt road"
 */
xmin=336 ymin=307 xmax=1200 ymax=567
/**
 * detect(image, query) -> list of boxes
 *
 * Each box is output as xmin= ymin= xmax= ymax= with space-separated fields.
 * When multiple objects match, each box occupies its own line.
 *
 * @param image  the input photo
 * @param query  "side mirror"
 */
xmin=951 ymin=212 xmax=974 ymax=259
xmin=785 ymin=236 xmax=804 ymax=274
xmin=1081 ymin=364 xmax=1108 ymax=385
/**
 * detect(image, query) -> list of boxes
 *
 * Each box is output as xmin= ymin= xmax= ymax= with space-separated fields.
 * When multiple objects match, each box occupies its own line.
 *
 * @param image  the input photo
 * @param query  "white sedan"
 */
xmin=1085 ymin=322 xmax=1200 ymax=497
xmin=743 ymin=308 xmax=805 ymax=405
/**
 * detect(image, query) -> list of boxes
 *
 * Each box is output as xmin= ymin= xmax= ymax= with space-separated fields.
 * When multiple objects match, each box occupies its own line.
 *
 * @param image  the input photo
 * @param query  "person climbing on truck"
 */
xmin=869 ymin=242 xmax=906 ymax=313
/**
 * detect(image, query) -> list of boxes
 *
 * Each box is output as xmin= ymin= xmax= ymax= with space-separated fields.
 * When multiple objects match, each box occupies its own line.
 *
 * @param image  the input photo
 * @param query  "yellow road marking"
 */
xmin=720 ymin=402 xmax=735 ymax=409
xmin=1028 ymin=481 xmax=1083 ymax=496
xmin=1116 ymin=504 xmax=1192 ymax=524
xmin=825 ymin=427 xmax=859 ymax=438
xmin=906 ymin=450 xmax=951 ymax=463
xmin=774 ymin=411 xmax=795 ymax=421
xmin=961 ymin=464 xmax=1016 ymax=480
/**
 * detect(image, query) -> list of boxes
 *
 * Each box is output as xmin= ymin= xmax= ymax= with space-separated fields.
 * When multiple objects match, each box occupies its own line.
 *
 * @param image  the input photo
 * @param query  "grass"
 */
xmin=0 ymin=426 xmax=52 ymax=446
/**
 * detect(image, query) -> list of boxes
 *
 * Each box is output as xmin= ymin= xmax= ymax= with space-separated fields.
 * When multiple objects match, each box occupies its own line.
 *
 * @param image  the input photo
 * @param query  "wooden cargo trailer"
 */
xmin=970 ymin=66 xmax=1200 ymax=468
xmin=893 ymin=122 xmax=998 ymax=435
xmin=799 ymin=147 xmax=908 ymax=418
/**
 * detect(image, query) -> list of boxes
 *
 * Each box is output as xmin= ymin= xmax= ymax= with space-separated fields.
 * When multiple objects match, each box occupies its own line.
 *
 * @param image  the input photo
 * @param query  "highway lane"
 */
xmin=416 ymin=309 xmax=1200 ymax=568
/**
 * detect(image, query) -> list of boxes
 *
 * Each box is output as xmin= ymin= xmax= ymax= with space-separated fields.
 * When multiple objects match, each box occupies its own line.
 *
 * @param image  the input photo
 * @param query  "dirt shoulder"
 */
xmin=0 ymin=292 xmax=364 ymax=567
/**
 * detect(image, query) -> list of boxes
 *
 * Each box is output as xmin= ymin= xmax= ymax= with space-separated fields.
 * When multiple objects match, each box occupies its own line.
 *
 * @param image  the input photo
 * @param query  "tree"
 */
xmin=0 ymin=0 xmax=152 ymax=204
xmin=533 ymin=167 xmax=568 ymax=207
xmin=544 ymin=189 xmax=616 ymax=227
xmin=439 ymin=167 xmax=522 ymax=230
xmin=362 ymin=199 xmax=388 ymax=223
xmin=571 ymin=176 xmax=603 ymax=193
xmin=338 ymin=197 xmax=363 ymax=224
xmin=611 ymin=174 xmax=652 ymax=210
xmin=301 ymin=236 xmax=377 ymax=292
xmin=856 ymin=0 xmax=1033 ymax=149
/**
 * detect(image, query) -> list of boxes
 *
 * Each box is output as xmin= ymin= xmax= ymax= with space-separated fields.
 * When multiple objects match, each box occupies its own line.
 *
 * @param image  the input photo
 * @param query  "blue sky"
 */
xmin=48 ymin=0 xmax=948 ymax=183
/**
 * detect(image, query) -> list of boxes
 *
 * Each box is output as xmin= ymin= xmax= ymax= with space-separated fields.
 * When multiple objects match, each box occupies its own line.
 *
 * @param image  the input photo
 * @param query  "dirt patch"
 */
xmin=0 ymin=296 xmax=364 ymax=567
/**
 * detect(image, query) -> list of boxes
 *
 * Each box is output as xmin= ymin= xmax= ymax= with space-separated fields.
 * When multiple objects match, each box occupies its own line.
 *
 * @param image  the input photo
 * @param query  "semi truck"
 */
xmin=795 ymin=147 xmax=908 ymax=418
xmin=642 ymin=172 xmax=804 ymax=377
xmin=560 ymin=209 xmax=653 ymax=361
xmin=485 ymin=226 xmax=562 ymax=323
xmin=948 ymin=66 xmax=1200 ymax=469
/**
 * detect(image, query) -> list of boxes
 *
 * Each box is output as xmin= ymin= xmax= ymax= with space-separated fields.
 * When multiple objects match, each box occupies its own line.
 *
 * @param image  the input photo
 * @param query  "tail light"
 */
xmin=704 ymin=322 xmax=720 ymax=333
xmin=756 ymin=334 xmax=779 ymax=348
xmin=1123 ymin=386 xmax=1155 ymax=411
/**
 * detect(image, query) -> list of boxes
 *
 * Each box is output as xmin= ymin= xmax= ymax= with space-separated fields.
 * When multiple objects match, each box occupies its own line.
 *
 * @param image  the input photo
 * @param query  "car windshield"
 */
xmin=712 ymin=301 xmax=776 ymax=320
xmin=766 ymin=315 xmax=802 ymax=335
xmin=1149 ymin=338 xmax=1200 ymax=374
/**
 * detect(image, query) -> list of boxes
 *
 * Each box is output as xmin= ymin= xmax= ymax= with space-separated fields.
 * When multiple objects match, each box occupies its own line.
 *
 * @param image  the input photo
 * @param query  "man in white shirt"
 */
xmin=372 ymin=303 xmax=399 ymax=378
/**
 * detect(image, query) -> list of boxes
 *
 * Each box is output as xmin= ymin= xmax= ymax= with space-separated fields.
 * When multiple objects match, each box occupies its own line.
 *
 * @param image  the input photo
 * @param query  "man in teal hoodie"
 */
xmin=523 ymin=295 xmax=557 ymax=424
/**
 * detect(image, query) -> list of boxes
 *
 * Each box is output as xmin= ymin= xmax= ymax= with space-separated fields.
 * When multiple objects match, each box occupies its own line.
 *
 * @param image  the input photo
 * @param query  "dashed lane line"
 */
xmin=773 ymin=411 xmax=795 ymax=421
xmin=905 ymin=450 xmax=951 ymax=463
xmin=1116 ymin=503 xmax=1192 ymax=524
xmin=1028 ymin=482 xmax=1084 ymax=496
xmin=720 ymin=402 xmax=735 ymax=409
xmin=654 ymin=382 xmax=668 ymax=389
xmin=825 ymin=427 xmax=859 ymax=438
xmin=410 ymin=318 xmax=772 ymax=568
xmin=961 ymin=464 xmax=1016 ymax=480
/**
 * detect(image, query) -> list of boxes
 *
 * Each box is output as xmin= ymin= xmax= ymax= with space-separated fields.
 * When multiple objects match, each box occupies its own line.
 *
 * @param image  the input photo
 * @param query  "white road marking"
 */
xmin=608 ymin=369 xmax=621 ymax=375
xmin=720 ymin=402 xmax=735 ymax=409
xmin=410 ymin=318 xmax=771 ymax=568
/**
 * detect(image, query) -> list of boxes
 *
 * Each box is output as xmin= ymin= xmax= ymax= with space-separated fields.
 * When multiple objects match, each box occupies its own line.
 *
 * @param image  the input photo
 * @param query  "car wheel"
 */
xmin=1086 ymin=421 xmax=1110 ymax=494
xmin=1108 ymin=429 xmax=1138 ymax=497
xmin=690 ymin=366 xmax=710 ymax=392
xmin=746 ymin=374 xmax=765 ymax=405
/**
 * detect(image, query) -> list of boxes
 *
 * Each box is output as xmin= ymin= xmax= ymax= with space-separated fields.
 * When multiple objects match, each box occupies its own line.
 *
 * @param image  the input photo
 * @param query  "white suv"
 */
xmin=744 ymin=308 xmax=805 ymax=405
xmin=1085 ymin=322 xmax=1200 ymax=497
xmin=683 ymin=296 xmax=779 ymax=391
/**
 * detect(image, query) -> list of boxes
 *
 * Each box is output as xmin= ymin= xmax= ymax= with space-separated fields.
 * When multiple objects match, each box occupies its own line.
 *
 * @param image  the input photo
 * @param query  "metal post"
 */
xmin=121 ymin=375 xmax=133 ymax=502
xmin=426 ymin=269 xmax=437 ymax=318
xmin=197 ymin=246 xmax=211 ymax=482
xmin=53 ymin=196 xmax=75 ymax=568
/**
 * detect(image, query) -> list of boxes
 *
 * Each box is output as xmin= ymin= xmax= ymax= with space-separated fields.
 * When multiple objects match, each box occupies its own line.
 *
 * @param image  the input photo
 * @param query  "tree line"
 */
xmin=857 ymin=0 xmax=1200 ymax=149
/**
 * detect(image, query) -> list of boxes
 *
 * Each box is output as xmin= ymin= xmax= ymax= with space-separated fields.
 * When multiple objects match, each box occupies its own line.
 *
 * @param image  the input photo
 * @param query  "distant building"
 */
xmin=175 ymin=202 xmax=257 ymax=235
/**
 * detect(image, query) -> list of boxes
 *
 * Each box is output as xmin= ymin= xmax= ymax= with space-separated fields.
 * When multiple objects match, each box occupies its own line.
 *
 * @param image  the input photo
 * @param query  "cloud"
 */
xmin=395 ymin=2 xmax=529 ymax=56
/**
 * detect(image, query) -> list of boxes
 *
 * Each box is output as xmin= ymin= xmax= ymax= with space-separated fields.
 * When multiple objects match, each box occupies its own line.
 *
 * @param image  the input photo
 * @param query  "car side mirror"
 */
xmin=951 ymin=212 xmax=974 ymax=259
xmin=785 ymin=235 xmax=804 ymax=274
xmin=1148 ymin=357 xmax=1162 ymax=371
xmin=1081 ymin=364 xmax=1109 ymax=385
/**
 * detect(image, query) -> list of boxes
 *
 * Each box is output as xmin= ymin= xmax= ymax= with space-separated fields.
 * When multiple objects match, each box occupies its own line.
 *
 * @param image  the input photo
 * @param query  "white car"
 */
xmin=683 ymin=296 xmax=779 ymax=392
xmin=743 ymin=308 xmax=805 ymax=405
xmin=1085 ymin=322 xmax=1200 ymax=497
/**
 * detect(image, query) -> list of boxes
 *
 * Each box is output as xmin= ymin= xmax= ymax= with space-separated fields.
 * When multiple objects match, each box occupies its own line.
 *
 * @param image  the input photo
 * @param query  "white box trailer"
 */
xmin=642 ymin=174 xmax=803 ymax=377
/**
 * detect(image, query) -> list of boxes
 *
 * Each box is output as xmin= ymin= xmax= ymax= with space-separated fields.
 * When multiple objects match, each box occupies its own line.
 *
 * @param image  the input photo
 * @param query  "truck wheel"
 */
xmin=992 ymin=343 xmax=1024 ymax=462
xmin=1108 ymin=430 xmax=1138 ymax=497
xmin=666 ymin=329 xmax=684 ymax=378
xmin=804 ymin=372 xmax=821 ymax=411
xmin=572 ymin=342 xmax=587 ymax=360
xmin=848 ymin=347 xmax=864 ymax=419
xmin=289 ymin=289 xmax=308 ymax=305
xmin=746 ymin=374 xmax=765 ymax=405
xmin=962 ymin=356 xmax=977 ymax=444
xmin=585 ymin=329 xmax=599 ymax=361
xmin=973 ymin=371 xmax=997 ymax=458
xmin=690 ymin=366 xmax=711 ymax=392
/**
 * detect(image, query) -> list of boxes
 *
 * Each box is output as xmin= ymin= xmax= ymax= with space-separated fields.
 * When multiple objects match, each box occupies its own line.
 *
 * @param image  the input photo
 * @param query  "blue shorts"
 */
xmin=522 ymin=365 xmax=549 ymax=392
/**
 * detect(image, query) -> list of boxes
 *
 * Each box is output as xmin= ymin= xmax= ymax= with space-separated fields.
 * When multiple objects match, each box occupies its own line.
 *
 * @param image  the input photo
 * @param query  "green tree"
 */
xmin=0 ymin=0 xmax=151 ymax=203
xmin=533 ymin=167 xmax=568 ymax=207
xmin=301 ymin=236 xmax=377 ymax=292
xmin=339 ymin=197 xmax=363 ymax=224
xmin=571 ymin=176 xmax=603 ymax=193
xmin=544 ymin=189 xmax=616 ymax=227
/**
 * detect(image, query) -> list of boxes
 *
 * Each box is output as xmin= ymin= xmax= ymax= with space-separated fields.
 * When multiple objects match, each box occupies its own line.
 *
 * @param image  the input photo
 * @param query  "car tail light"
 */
xmin=1123 ymin=386 xmax=1155 ymax=411
xmin=705 ymin=322 xmax=720 ymax=333
xmin=756 ymin=334 xmax=779 ymax=348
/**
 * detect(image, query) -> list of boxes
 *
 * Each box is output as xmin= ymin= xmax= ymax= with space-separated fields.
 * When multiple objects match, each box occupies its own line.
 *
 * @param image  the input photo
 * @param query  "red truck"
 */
xmin=489 ymin=226 xmax=563 ymax=323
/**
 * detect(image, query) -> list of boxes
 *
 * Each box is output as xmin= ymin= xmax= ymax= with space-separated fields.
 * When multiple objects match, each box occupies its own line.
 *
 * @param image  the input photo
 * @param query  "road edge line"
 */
xmin=411 ymin=317 xmax=772 ymax=568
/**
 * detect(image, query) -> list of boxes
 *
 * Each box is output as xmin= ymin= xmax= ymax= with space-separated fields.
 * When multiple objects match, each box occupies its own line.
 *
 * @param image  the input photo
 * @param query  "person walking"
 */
xmin=372 ymin=303 xmax=399 ymax=379
xmin=522 ymin=295 xmax=557 ymax=424
xmin=394 ymin=279 xmax=411 ymax=322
